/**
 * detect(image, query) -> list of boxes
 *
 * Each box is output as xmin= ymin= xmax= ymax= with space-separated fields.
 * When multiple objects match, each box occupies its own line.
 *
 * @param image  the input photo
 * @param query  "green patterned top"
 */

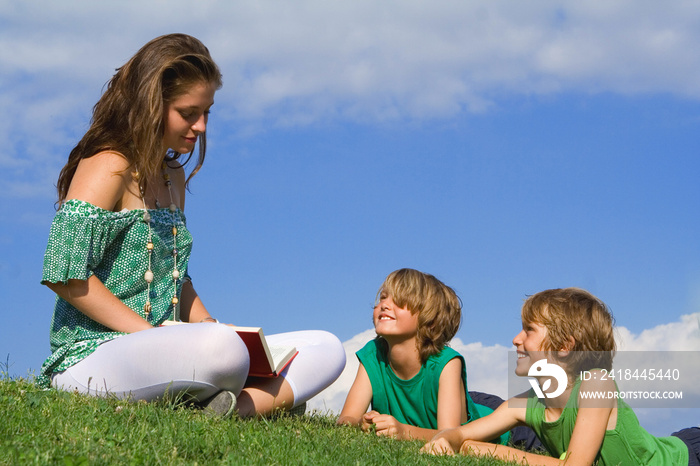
xmin=38 ymin=199 xmax=193 ymax=387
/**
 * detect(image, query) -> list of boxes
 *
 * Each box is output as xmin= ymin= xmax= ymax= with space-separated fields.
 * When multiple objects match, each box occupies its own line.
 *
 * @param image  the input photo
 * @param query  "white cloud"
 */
xmin=4 ymin=1 xmax=700 ymax=197
xmin=4 ymin=1 xmax=700 ymax=124
xmin=616 ymin=312 xmax=700 ymax=351
xmin=309 ymin=312 xmax=700 ymax=415
xmin=451 ymin=339 xmax=511 ymax=400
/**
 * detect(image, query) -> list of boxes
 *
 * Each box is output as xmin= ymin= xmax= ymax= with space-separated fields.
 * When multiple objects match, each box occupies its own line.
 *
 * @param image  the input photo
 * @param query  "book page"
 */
xmin=269 ymin=345 xmax=295 ymax=366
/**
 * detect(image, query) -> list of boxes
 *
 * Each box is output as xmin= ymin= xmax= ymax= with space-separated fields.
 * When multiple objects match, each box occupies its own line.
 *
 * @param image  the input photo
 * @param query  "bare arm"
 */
xmin=337 ymin=363 xmax=372 ymax=426
xmin=364 ymin=413 xmax=442 ymax=441
xmin=458 ymin=440 xmax=564 ymax=465
xmin=424 ymin=377 xmax=614 ymax=466
xmin=560 ymin=374 xmax=615 ymax=465
xmin=462 ymin=377 xmax=613 ymax=466
xmin=356 ymin=357 xmax=468 ymax=441
xmin=166 ymin=162 xmax=218 ymax=325
xmin=44 ymin=152 xmax=152 ymax=333
xmin=436 ymin=357 xmax=468 ymax=429
xmin=178 ymin=280 xmax=216 ymax=323
xmin=422 ymin=395 xmax=526 ymax=455
xmin=46 ymin=277 xmax=152 ymax=333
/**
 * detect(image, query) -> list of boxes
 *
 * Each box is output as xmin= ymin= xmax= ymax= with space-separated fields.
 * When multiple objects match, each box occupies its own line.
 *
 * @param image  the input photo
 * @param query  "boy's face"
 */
xmin=512 ymin=320 xmax=549 ymax=376
xmin=373 ymin=294 xmax=419 ymax=341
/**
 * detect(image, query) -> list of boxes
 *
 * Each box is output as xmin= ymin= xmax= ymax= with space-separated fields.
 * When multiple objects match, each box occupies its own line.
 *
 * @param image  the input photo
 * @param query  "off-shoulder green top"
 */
xmin=38 ymin=199 xmax=193 ymax=386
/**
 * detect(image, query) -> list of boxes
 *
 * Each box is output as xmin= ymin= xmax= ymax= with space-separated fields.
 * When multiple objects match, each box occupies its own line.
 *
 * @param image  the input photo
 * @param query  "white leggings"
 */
xmin=52 ymin=323 xmax=346 ymax=407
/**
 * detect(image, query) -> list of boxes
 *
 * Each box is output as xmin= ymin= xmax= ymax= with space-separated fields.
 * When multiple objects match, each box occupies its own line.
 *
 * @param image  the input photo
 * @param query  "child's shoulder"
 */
xmin=72 ymin=151 xmax=128 ymax=181
xmin=356 ymin=337 xmax=387 ymax=361
xmin=435 ymin=345 xmax=462 ymax=359
xmin=425 ymin=345 xmax=464 ymax=368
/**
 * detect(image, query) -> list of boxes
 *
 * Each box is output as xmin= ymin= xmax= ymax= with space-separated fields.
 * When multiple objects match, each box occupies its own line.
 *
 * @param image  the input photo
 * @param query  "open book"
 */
xmin=160 ymin=321 xmax=297 ymax=377
xmin=233 ymin=326 xmax=298 ymax=377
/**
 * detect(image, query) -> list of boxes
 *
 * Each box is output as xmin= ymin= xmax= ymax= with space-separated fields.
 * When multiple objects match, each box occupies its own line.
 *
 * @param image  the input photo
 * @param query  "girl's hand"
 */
xmin=420 ymin=437 xmax=456 ymax=456
xmin=363 ymin=412 xmax=406 ymax=438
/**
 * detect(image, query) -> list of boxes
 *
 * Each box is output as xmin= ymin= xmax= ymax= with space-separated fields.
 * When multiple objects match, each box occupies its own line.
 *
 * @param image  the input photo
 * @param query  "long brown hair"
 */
xmin=56 ymin=33 xmax=222 ymax=205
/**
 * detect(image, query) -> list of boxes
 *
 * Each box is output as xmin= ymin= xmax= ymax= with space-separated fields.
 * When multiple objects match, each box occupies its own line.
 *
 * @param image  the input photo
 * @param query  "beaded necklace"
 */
xmin=138 ymin=161 xmax=180 ymax=322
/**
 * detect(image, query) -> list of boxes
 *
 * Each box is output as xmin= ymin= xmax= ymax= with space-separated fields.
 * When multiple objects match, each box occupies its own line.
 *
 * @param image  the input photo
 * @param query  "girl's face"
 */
xmin=373 ymin=293 xmax=419 ymax=341
xmin=163 ymin=81 xmax=217 ymax=154
xmin=512 ymin=320 xmax=549 ymax=376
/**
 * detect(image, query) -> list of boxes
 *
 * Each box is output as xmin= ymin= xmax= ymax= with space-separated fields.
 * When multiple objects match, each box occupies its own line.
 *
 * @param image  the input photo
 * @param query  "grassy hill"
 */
xmin=0 ymin=376 xmax=519 ymax=465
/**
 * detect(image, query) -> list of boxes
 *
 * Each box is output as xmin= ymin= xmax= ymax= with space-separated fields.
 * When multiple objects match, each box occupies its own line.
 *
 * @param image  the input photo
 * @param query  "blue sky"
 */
xmin=2 ymin=1 xmax=699 ymax=435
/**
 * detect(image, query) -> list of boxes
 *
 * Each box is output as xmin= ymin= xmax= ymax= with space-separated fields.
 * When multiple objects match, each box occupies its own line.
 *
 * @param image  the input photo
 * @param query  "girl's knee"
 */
xmin=307 ymin=330 xmax=344 ymax=351
xmin=316 ymin=330 xmax=346 ymax=367
xmin=297 ymin=330 xmax=346 ymax=378
xmin=194 ymin=324 xmax=250 ymax=383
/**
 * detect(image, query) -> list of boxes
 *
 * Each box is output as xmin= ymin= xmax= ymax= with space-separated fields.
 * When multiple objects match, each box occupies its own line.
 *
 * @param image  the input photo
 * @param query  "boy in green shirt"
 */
xmin=337 ymin=268 xmax=511 ymax=445
xmin=423 ymin=287 xmax=700 ymax=465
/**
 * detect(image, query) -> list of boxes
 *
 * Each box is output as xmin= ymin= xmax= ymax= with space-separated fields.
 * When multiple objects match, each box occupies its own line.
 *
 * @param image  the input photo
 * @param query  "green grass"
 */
xmin=0 ymin=376 xmax=522 ymax=465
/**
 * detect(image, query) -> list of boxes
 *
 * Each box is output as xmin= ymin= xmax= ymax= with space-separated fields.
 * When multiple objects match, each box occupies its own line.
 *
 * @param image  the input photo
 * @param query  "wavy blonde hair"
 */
xmin=377 ymin=268 xmax=462 ymax=364
xmin=56 ymin=33 xmax=222 ymax=204
xmin=522 ymin=287 xmax=616 ymax=374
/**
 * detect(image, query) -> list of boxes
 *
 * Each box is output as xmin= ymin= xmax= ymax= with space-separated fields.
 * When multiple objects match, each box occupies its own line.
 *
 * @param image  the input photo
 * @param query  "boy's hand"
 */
xmin=360 ymin=410 xmax=380 ymax=431
xmin=362 ymin=411 xmax=405 ymax=437
xmin=421 ymin=438 xmax=455 ymax=456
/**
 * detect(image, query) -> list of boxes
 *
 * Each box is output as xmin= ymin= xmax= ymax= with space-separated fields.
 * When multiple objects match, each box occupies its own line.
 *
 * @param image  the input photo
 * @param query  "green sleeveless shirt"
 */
xmin=357 ymin=338 xmax=509 ymax=444
xmin=526 ymin=377 xmax=689 ymax=465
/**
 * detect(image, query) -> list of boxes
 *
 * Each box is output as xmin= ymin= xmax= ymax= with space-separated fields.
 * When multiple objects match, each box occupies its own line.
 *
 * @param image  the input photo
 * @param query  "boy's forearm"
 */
xmin=461 ymin=440 xmax=562 ymax=466
xmin=432 ymin=427 xmax=467 ymax=450
xmin=398 ymin=424 xmax=442 ymax=442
